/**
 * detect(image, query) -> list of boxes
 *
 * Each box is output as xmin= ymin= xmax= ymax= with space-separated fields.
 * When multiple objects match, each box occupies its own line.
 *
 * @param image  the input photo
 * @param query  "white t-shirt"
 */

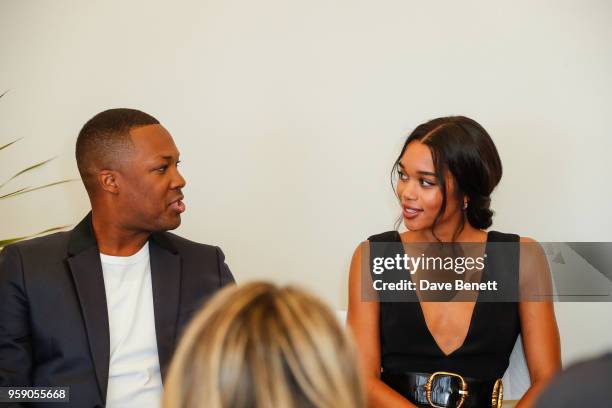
xmin=100 ymin=242 xmax=163 ymax=408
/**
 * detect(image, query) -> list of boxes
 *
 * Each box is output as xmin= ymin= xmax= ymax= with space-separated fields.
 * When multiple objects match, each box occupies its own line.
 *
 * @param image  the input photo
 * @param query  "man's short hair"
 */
xmin=75 ymin=108 xmax=159 ymax=194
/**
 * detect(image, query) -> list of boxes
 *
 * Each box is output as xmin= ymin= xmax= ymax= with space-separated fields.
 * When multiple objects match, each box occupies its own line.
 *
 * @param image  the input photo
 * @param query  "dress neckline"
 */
xmin=394 ymin=230 xmax=493 ymax=357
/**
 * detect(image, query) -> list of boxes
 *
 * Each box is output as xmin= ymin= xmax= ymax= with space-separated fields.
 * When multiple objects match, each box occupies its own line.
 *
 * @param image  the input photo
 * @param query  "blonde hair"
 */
xmin=163 ymin=282 xmax=365 ymax=408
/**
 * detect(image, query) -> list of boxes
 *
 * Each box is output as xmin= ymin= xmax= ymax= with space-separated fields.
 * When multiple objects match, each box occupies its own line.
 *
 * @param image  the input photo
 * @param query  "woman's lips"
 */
xmin=170 ymin=200 xmax=186 ymax=213
xmin=403 ymin=206 xmax=422 ymax=219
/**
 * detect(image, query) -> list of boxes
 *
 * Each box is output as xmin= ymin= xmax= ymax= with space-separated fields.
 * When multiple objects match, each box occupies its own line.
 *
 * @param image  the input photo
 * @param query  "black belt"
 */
xmin=381 ymin=371 xmax=503 ymax=408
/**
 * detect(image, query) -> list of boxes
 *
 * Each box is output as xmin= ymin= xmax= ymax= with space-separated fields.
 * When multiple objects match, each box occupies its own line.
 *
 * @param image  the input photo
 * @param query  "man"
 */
xmin=0 ymin=109 xmax=235 ymax=407
xmin=535 ymin=352 xmax=612 ymax=408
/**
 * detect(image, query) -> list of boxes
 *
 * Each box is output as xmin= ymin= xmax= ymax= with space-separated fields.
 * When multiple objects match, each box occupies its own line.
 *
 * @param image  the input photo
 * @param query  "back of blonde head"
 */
xmin=163 ymin=282 xmax=365 ymax=408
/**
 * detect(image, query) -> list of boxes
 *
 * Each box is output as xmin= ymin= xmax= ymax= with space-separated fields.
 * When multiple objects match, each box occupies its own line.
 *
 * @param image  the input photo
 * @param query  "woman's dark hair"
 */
xmin=391 ymin=116 xmax=502 ymax=241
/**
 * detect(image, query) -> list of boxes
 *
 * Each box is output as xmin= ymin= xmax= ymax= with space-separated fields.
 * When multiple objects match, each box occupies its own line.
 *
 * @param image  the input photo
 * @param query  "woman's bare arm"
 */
xmin=347 ymin=242 xmax=416 ymax=408
xmin=516 ymin=237 xmax=562 ymax=408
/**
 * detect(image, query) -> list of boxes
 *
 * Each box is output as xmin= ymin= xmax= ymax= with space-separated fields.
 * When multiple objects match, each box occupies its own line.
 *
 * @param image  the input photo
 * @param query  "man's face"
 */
xmin=115 ymin=124 xmax=186 ymax=232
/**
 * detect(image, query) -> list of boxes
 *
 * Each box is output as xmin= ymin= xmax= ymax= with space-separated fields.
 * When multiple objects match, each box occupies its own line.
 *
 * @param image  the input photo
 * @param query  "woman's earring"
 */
xmin=463 ymin=201 xmax=468 ymax=211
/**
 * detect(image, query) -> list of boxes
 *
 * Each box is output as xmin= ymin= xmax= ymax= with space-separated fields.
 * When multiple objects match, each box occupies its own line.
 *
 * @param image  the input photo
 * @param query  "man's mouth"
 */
xmin=169 ymin=197 xmax=186 ymax=214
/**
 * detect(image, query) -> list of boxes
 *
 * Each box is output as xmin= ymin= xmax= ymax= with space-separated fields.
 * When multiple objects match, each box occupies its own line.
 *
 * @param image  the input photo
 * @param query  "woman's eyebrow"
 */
xmin=399 ymin=162 xmax=436 ymax=176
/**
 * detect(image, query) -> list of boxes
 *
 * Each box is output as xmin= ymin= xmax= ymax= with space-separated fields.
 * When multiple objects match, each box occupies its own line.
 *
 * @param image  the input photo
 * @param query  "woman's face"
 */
xmin=396 ymin=141 xmax=463 ymax=232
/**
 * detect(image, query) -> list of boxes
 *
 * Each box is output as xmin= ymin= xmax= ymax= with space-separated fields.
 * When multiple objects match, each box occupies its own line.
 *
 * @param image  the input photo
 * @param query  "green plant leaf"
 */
xmin=0 ymin=225 xmax=71 ymax=249
xmin=0 ymin=138 xmax=22 ymax=152
xmin=0 ymin=187 xmax=29 ymax=199
xmin=0 ymin=179 xmax=77 ymax=200
xmin=0 ymin=238 xmax=24 ymax=247
xmin=0 ymin=89 xmax=76 ymax=250
xmin=0 ymin=157 xmax=56 ymax=188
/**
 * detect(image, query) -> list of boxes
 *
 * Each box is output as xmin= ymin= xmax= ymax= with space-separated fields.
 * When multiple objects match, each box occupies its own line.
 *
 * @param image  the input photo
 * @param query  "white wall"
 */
xmin=1 ymin=0 xmax=610 ymax=365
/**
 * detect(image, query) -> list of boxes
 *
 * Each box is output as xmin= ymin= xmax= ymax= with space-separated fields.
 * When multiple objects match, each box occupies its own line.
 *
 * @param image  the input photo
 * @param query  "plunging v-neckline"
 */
xmin=397 ymin=231 xmax=492 ymax=357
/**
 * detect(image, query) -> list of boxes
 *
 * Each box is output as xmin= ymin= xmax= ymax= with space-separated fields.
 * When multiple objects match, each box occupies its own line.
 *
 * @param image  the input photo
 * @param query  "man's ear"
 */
xmin=97 ymin=170 xmax=120 ymax=194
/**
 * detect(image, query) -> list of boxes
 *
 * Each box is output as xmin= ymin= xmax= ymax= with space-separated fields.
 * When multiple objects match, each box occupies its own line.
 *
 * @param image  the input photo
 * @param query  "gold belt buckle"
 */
xmin=425 ymin=371 xmax=468 ymax=408
xmin=491 ymin=378 xmax=503 ymax=408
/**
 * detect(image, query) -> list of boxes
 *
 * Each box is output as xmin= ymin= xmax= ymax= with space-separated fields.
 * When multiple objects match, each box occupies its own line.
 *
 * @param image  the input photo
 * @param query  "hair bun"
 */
xmin=466 ymin=195 xmax=494 ymax=229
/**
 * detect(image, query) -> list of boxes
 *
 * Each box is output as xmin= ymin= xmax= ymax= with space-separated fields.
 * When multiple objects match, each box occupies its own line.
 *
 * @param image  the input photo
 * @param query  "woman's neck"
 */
xmin=410 ymin=221 xmax=485 ymax=243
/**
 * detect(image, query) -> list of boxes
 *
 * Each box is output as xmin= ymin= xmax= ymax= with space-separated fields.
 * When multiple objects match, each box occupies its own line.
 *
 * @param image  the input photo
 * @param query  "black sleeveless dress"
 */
xmin=368 ymin=230 xmax=521 ymax=404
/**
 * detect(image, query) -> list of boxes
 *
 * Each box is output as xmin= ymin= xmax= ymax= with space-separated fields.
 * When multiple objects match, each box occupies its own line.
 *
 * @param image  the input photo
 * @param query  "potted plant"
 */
xmin=1 ymin=90 xmax=75 ymax=249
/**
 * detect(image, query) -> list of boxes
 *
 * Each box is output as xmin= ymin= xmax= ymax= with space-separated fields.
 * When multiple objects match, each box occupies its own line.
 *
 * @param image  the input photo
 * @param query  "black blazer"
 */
xmin=0 ymin=212 xmax=234 ymax=408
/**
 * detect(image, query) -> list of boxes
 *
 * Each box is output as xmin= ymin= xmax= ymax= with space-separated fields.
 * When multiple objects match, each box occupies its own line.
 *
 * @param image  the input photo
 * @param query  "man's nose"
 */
xmin=172 ymin=168 xmax=186 ymax=190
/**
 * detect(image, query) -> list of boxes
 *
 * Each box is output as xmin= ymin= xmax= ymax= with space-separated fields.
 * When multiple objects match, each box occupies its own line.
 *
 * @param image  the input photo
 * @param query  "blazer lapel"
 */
xmin=66 ymin=213 xmax=110 ymax=403
xmin=65 ymin=213 xmax=181 ymax=394
xmin=149 ymin=233 xmax=181 ymax=382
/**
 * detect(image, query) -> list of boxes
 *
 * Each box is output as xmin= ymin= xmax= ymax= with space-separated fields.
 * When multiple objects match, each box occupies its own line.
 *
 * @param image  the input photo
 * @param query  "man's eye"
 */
xmin=397 ymin=170 xmax=408 ymax=181
xmin=156 ymin=166 xmax=168 ymax=173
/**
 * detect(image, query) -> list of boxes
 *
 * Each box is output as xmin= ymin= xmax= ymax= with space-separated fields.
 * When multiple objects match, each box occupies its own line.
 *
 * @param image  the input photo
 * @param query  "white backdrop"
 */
xmin=1 ymin=0 xmax=611 ymax=365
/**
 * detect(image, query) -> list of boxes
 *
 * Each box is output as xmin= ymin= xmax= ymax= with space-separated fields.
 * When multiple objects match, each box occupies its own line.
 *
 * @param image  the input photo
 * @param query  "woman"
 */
xmin=347 ymin=116 xmax=561 ymax=407
xmin=164 ymin=282 xmax=366 ymax=408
